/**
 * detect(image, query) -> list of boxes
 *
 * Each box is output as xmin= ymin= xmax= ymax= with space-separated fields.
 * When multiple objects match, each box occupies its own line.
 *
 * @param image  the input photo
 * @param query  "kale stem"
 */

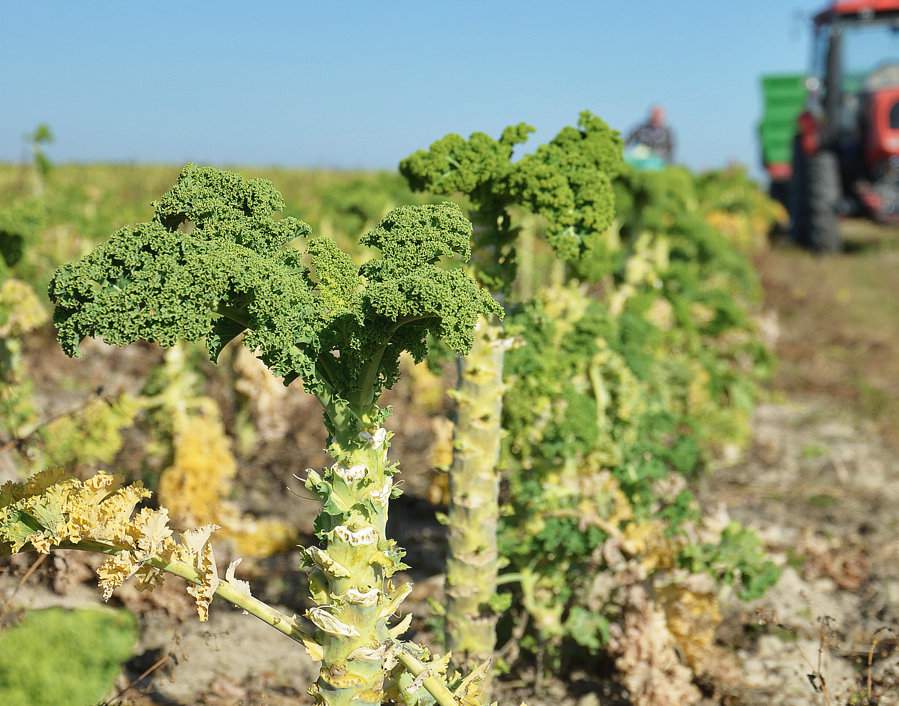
xmin=59 ymin=541 xmax=311 ymax=644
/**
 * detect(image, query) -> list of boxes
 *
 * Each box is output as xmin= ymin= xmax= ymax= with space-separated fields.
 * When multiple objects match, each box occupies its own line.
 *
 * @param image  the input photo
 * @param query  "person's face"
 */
xmin=650 ymin=107 xmax=665 ymax=127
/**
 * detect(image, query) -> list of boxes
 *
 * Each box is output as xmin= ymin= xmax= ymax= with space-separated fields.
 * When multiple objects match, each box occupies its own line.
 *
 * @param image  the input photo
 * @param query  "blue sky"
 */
xmin=1 ymin=1 xmax=826 ymax=175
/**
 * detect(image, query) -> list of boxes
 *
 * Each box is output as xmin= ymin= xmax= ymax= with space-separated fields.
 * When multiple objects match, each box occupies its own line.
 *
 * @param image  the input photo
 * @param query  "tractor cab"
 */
xmin=790 ymin=1 xmax=899 ymax=250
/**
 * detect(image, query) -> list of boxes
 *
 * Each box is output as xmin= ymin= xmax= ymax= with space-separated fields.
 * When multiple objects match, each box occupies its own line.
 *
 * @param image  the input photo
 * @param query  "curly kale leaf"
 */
xmin=324 ymin=203 xmax=502 ymax=407
xmin=400 ymin=111 xmax=623 ymax=292
xmin=50 ymin=175 xmax=320 ymax=384
xmin=152 ymin=164 xmax=305 ymax=254
xmin=399 ymin=124 xmax=532 ymax=198
xmin=50 ymin=164 xmax=497 ymax=413
xmin=504 ymin=111 xmax=623 ymax=260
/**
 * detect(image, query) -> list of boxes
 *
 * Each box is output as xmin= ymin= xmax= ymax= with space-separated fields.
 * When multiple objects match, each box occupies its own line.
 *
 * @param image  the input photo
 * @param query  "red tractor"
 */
xmin=791 ymin=0 xmax=899 ymax=250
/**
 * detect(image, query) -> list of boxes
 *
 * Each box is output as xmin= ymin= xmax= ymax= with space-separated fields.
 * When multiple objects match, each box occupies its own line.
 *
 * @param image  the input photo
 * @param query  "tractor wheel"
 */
xmin=790 ymin=140 xmax=841 ymax=252
xmin=789 ymin=138 xmax=810 ymax=247
xmin=769 ymin=179 xmax=790 ymax=210
xmin=806 ymin=150 xmax=841 ymax=252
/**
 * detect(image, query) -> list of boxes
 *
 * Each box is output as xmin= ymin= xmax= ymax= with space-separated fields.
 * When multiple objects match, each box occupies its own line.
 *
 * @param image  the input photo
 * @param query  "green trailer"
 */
xmin=758 ymin=73 xmax=807 ymax=204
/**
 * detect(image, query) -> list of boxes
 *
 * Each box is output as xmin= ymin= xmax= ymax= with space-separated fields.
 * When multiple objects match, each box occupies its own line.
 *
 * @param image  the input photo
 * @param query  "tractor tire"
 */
xmin=806 ymin=151 xmax=841 ymax=252
xmin=789 ymin=138 xmax=810 ymax=247
xmin=790 ymin=140 xmax=841 ymax=252
xmin=769 ymin=179 xmax=790 ymax=210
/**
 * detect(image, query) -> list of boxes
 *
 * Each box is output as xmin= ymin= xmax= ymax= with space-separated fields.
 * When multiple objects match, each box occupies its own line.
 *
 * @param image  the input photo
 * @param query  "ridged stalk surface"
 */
xmin=304 ymin=416 xmax=408 ymax=706
xmin=445 ymin=317 xmax=507 ymax=687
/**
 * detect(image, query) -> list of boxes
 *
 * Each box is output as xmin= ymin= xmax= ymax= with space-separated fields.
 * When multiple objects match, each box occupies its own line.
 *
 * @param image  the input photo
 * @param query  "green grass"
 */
xmin=806 ymin=493 xmax=838 ymax=509
xmin=800 ymin=443 xmax=828 ymax=460
xmin=0 ymin=607 xmax=138 ymax=706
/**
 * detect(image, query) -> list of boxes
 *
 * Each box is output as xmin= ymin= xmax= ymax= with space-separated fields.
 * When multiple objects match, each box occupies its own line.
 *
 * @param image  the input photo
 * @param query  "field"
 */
xmin=759 ymin=221 xmax=899 ymax=446
xmin=1 ymin=160 xmax=898 ymax=706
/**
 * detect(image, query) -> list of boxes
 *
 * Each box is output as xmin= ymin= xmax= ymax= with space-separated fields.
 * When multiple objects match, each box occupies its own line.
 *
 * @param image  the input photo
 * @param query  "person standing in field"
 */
xmin=626 ymin=105 xmax=675 ymax=163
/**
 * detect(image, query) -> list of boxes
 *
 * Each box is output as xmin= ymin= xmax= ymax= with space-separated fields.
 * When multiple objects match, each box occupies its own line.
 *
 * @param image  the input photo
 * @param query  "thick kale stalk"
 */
xmin=49 ymin=164 xmax=499 ymax=706
xmin=303 ymin=416 xmax=401 ymax=705
xmin=400 ymin=112 xmax=623 ymax=683
xmin=443 ymin=319 xmax=508 ymax=679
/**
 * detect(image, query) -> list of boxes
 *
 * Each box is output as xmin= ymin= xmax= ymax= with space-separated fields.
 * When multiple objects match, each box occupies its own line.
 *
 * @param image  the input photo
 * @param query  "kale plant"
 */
xmin=40 ymin=164 xmax=499 ymax=706
xmin=496 ymin=163 xmax=778 ymax=679
xmin=400 ymin=112 xmax=622 ymax=678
